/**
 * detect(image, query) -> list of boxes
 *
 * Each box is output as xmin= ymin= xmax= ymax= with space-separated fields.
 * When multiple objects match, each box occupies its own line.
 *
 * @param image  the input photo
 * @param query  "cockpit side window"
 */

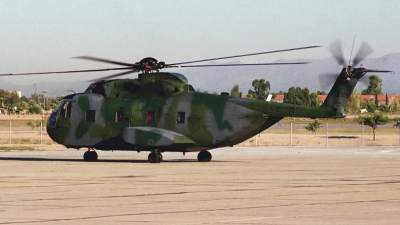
xmin=59 ymin=101 xmax=72 ymax=118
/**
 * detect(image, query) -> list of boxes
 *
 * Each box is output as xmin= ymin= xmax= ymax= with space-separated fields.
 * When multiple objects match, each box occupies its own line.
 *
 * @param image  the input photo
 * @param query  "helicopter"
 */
xmin=0 ymin=42 xmax=391 ymax=163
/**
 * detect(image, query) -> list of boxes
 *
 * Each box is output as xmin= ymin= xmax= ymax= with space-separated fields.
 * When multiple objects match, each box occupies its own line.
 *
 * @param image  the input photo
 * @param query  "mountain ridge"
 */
xmin=1 ymin=53 xmax=399 ymax=97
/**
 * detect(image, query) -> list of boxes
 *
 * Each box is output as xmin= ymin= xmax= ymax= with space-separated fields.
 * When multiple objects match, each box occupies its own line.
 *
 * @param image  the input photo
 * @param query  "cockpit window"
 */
xmin=53 ymin=100 xmax=72 ymax=118
xmin=59 ymin=101 xmax=71 ymax=118
xmin=48 ymin=100 xmax=72 ymax=127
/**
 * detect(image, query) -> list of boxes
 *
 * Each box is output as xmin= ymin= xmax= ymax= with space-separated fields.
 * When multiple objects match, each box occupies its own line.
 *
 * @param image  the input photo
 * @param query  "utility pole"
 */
xmin=34 ymin=84 xmax=38 ymax=104
xmin=42 ymin=91 xmax=47 ymax=110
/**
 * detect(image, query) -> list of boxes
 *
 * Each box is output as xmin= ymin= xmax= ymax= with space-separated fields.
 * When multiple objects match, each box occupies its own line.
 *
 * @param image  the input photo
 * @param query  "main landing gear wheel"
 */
xmin=83 ymin=150 xmax=98 ymax=161
xmin=197 ymin=150 xmax=212 ymax=162
xmin=148 ymin=151 xmax=163 ymax=163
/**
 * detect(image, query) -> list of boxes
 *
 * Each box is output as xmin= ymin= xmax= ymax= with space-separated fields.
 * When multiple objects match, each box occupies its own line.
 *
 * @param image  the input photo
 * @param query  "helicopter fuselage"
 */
xmin=46 ymin=72 xmax=346 ymax=153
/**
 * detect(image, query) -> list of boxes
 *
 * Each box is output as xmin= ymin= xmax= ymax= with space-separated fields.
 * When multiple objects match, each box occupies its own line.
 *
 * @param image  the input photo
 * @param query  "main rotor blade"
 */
xmin=89 ymin=70 xmax=138 ymax=82
xmin=168 ymin=62 xmax=310 ymax=68
xmin=0 ymin=67 xmax=132 ymax=76
xmin=75 ymin=56 xmax=139 ymax=67
xmin=168 ymin=46 xmax=320 ymax=66
xmin=361 ymin=69 xmax=392 ymax=73
xmin=352 ymin=42 xmax=373 ymax=67
xmin=328 ymin=39 xmax=346 ymax=67
xmin=358 ymin=69 xmax=392 ymax=86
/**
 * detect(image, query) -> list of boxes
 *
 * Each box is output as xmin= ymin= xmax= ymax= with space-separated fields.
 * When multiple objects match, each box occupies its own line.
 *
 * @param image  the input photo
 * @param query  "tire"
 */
xmin=148 ymin=153 xmax=161 ymax=163
xmin=197 ymin=150 xmax=212 ymax=162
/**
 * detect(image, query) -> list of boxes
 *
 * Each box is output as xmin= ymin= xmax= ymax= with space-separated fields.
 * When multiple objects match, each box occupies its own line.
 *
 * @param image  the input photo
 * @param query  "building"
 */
xmin=242 ymin=94 xmax=399 ymax=105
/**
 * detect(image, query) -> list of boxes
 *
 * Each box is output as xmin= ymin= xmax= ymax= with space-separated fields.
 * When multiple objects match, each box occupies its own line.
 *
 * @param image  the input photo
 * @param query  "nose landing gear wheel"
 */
xmin=197 ymin=150 xmax=212 ymax=162
xmin=83 ymin=150 xmax=98 ymax=161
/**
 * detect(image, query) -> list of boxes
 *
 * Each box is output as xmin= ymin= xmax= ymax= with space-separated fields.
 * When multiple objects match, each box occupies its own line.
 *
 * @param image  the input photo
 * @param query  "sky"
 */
xmin=0 ymin=0 xmax=399 ymax=92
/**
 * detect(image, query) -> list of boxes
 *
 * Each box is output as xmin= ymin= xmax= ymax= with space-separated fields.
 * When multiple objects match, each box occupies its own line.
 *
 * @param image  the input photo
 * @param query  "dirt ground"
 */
xmin=1 ymin=114 xmax=400 ymax=150
xmin=1 ymin=131 xmax=399 ymax=151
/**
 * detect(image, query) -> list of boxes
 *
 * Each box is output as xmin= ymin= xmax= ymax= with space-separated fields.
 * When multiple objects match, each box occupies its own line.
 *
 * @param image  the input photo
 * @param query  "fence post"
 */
xmin=326 ymin=122 xmax=328 ymax=146
xmin=362 ymin=123 xmax=364 ymax=146
xmin=290 ymin=122 xmax=293 ymax=146
xmin=40 ymin=121 xmax=43 ymax=145
xmin=9 ymin=120 xmax=11 ymax=144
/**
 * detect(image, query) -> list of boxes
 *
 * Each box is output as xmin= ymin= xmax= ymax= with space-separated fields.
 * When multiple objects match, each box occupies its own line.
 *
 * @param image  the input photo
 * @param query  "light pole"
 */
xmin=42 ymin=91 xmax=47 ymax=110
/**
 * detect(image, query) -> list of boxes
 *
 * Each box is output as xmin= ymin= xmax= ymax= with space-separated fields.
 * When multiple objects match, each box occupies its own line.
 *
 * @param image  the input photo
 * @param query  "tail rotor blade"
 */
xmin=352 ymin=42 xmax=373 ymax=67
xmin=319 ymin=73 xmax=339 ymax=91
xmin=359 ymin=75 xmax=370 ymax=87
xmin=328 ymin=39 xmax=346 ymax=67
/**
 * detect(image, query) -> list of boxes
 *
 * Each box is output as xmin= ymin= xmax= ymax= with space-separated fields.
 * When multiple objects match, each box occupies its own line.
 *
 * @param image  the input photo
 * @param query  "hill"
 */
xmin=181 ymin=53 xmax=400 ymax=95
xmin=1 ymin=53 xmax=399 ymax=97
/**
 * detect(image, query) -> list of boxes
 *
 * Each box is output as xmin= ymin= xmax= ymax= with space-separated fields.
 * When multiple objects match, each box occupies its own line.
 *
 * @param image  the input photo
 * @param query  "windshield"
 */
xmin=47 ymin=100 xmax=71 ymax=127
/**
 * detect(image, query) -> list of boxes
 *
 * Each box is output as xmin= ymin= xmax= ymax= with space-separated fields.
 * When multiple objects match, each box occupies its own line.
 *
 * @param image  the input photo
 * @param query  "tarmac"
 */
xmin=0 ymin=146 xmax=399 ymax=224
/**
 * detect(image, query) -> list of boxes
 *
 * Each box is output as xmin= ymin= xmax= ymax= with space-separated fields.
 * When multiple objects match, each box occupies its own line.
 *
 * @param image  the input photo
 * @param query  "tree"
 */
xmin=391 ymin=95 xmax=400 ymax=112
xmin=310 ymin=92 xmax=322 ymax=107
xmin=345 ymin=88 xmax=361 ymax=113
xmin=271 ymin=93 xmax=277 ymax=101
xmin=305 ymin=120 xmax=322 ymax=134
xmin=28 ymin=100 xmax=42 ymax=114
xmin=297 ymin=87 xmax=311 ymax=106
xmin=230 ymin=84 xmax=241 ymax=98
xmin=283 ymin=87 xmax=297 ymax=104
xmin=20 ymin=96 xmax=30 ymax=103
xmin=0 ymin=96 xmax=4 ymax=107
xmin=16 ymin=101 xmax=29 ymax=111
xmin=385 ymin=93 xmax=389 ymax=105
xmin=247 ymin=79 xmax=270 ymax=100
xmin=27 ymin=120 xmax=41 ymax=130
xmin=0 ymin=90 xmax=20 ymax=113
xmin=360 ymin=99 xmax=376 ymax=113
xmin=361 ymin=75 xmax=383 ymax=94
xmin=283 ymin=87 xmax=311 ymax=106
xmin=50 ymin=96 xmax=63 ymax=109
xmin=354 ymin=113 xmax=391 ymax=141
xmin=379 ymin=104 xmax=390 ymax=112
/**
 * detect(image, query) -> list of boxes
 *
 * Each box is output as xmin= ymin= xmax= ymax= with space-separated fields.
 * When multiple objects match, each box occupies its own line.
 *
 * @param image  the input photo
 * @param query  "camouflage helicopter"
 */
xmin=1 ymin=42 xmax=390 ymax=163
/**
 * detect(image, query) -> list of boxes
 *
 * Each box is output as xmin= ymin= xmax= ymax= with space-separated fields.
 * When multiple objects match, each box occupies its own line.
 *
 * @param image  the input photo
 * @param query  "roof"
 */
xmin=240 ymin=94 xmax=399 ymax=103
xmin=360 ymin=94 xmax=393 ymax=101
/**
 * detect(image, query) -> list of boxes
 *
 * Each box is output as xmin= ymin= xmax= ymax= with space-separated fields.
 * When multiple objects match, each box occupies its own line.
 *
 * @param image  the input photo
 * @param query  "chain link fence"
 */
xmin=236 ymin=122 xmax=400 ymax=147
xmin=1 ymin=118 xmax=400 ymax=147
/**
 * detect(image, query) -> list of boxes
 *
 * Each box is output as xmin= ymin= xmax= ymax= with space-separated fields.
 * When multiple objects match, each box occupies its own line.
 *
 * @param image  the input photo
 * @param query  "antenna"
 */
xmin=348 ymin=35 xmax=356 ymax=66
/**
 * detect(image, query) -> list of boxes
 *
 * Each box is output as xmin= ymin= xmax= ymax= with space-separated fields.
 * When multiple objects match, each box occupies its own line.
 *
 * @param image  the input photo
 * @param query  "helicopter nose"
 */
xmin=46 ymin=114 xmax=57 ymax=141
xmin=46 ymin=125 xmax=56 ymax=141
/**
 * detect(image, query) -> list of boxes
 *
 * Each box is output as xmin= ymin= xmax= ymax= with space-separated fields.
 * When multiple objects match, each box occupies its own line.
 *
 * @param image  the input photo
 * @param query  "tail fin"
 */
xmin=322 ymin=67 xmax=390 ymax=117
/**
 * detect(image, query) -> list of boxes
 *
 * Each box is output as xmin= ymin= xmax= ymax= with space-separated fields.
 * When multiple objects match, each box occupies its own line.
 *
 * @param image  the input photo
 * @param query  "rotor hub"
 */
xmin=138 ymin=57 xmax=166 ymax=72
xmin=139 ymin=57 xmax=158 ymax=67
